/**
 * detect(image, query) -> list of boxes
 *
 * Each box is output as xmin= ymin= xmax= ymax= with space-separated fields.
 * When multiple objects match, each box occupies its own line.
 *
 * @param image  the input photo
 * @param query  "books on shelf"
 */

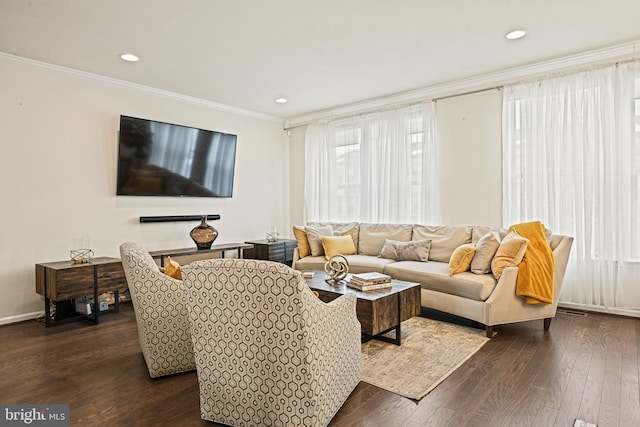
xmin=347 ymin=272 xmax=392 ymax=291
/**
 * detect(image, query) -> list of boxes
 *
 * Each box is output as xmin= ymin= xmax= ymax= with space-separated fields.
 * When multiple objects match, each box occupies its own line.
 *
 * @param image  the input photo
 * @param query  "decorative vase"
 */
xmin=190 ymin=215 xmax=218 ymax=250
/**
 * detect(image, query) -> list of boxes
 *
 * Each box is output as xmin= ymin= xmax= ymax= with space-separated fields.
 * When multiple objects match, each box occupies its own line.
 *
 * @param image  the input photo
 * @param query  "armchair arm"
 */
xmin=292 ymin=247 xmax=301 ymax=269
xmin=302 ymin=290 xmax=360 ymax=412
xmin=484 ymin=235 xmax=574 ymax=326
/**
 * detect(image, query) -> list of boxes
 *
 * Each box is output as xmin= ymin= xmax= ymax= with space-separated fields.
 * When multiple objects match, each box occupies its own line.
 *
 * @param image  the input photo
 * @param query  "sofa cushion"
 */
xmin=358 ymin=223 xmax=412 ymax=256
xmin=320 ymin=235 xmax=357 ymax=260
xmin=294 ymin=254 xmax=395 ymax=274
xmin=379 ymin=239 xmax=431 ymax=262
xmin=411 ymin=225 xmax=472 ymax=262
xmin=470 ymin=231 xmax=501 ymax=274
xmin=293 ymin=255 xmax=327 ymax=271
xmin=305 ymin=225 xmax=334 ymax=257
xmin=384 ymin=261 xmax=497 ymax=301
xmin=344 ymin=255 xmax=397 ymax=274
xmin=472 ymin=225 xmax=508 ymax=243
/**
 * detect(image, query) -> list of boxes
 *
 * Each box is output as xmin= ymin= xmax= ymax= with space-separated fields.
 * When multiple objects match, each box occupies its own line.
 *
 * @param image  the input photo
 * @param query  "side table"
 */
xmin=35 ymin=257 xmax=127 ymax=327
xmin=245 ymin=239 xmax=298 ymax=266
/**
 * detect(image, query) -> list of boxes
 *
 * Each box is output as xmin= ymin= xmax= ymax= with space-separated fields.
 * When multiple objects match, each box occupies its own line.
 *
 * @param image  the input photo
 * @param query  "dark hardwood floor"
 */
xmin=1 ymin=303 xmax=639 ymax=427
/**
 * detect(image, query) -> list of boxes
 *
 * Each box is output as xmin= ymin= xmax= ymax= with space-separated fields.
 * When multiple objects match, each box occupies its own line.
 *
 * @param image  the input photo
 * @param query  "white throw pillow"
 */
xmin=305 ymin=225 xmax=334 ymax=257
xmin=470 ymin=231 xmax=501 ymax=274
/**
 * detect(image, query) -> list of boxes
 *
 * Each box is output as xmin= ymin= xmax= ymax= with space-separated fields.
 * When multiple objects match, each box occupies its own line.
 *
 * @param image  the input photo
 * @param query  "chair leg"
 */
xmin=544 ymin=317 xmax=552 ymax=331
xmin=485 ymin=325 xmax=494 ymax=338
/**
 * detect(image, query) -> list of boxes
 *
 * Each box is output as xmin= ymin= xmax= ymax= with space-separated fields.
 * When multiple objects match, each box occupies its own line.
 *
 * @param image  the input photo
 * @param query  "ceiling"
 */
xmin=2 ymin=0 xmax=640 ymax=120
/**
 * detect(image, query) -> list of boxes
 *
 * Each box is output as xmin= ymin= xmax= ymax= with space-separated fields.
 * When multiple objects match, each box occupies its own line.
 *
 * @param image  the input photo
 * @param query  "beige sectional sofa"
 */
xmin=292 ymin=222 xmax=574 ymax=337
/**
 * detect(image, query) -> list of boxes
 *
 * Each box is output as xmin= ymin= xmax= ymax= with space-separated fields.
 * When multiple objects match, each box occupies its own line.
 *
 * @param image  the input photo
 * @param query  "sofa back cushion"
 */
xmin=358 ymin=223 xmax=412 ymax=256
xmin=412 ymin=225 xmax=472 ymax=262
xmin=309 ymin=222 xmax=360 ymax=249
xmin=472 ymin=225 xmax=508 ymax=243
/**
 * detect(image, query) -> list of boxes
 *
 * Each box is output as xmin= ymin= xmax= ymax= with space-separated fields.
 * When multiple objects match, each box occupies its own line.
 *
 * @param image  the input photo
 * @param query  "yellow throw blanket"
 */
xmin=509 ymin=221 xmax=555 ymax=305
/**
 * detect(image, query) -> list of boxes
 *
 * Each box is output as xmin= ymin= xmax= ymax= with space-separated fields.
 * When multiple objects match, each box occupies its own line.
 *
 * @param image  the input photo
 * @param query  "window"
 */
xmin=502 ymin=62 xmax=640 ymax=311
xmin=305 ymin=103 xmax=440 ymax=224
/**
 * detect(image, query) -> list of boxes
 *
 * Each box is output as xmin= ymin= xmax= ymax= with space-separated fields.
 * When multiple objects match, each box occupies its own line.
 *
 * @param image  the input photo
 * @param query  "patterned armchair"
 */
xmin=181 ymin=259 xmax=361 ymax=427
xmin=119 ymin=242 xmax=196 ymax=378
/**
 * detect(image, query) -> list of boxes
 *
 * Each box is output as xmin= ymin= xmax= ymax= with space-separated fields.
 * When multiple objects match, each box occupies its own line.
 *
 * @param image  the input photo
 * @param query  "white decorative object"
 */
xmin=266 ymin=225 xmax=279 ymax=242
xmin=70 ymin=237 xmax=93 ymax=263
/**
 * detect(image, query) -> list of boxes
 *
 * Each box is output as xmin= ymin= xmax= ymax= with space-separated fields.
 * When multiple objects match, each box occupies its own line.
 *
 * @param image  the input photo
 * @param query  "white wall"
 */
xmin=287 ymin=90 xmax=503 ymax=229
xmin=435 ymin=89 xmax=503 ymax=226
xmin=0 ymin=56 xmax=289 ymax=322
xmin=288 ymin=126 xmax=307 ymax=227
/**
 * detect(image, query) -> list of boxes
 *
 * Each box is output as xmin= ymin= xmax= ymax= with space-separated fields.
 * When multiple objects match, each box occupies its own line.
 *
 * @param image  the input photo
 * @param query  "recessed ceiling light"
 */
xmin=275 ymin=98 xmax=288 ymax=104
xmin=120 ymin=53 xmax=139 ymax=62
xmin=505 ymin=30 xmax=526 ymax=40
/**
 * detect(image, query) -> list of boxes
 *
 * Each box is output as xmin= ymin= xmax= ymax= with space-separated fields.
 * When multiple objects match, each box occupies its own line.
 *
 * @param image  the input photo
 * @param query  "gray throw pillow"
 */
xmin=470 ymin=231 xmax=501 ymax=274
xmin=378 ymin=239 xmax=431 ymax=262
xmin=305 ymin=225 xmax=334 ymax=257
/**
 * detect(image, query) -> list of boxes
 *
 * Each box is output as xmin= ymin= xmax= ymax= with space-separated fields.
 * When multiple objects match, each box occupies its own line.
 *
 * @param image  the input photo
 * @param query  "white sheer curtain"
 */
xmin=502 ymin=61 xmax=640 ymax=314
xmin=305 ymin=102 xmax=440 ymax=224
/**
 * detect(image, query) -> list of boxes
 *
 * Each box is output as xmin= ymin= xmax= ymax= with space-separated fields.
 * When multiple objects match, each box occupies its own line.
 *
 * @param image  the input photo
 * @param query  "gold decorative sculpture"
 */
xmin=324 ymin=254 xmax=349 ymax=286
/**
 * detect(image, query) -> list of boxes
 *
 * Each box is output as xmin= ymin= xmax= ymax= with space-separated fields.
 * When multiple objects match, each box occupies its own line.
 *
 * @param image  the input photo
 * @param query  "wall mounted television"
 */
xmin=116 ymin=115 xmax=237 ymax=197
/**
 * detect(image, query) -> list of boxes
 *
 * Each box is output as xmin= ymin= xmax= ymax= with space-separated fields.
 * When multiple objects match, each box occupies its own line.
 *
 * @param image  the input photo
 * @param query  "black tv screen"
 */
xmin=116 ymin=115 xmax=237 ymax=197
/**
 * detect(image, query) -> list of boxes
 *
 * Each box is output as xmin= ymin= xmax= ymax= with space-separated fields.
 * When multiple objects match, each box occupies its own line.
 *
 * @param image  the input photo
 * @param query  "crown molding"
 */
xmin=284 ymin=40 xmax=640 ymax=129
xmin=0 ymin=52 xmax=284 ymax=124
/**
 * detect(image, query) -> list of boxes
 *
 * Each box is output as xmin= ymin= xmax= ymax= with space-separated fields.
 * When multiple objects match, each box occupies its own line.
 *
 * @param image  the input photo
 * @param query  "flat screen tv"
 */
xmin=116 ymin=115 xmax=237 ymax=197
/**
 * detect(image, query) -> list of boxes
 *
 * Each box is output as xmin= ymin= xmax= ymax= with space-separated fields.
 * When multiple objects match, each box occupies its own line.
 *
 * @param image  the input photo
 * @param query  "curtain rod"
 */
xmin=283 ymin=87 xmax=504 ymax=131
xmin=506 ymin=56 xmax=640 ymax=87
xmin=433 ymin=86 xmax=502 ymax=102
xmin=285 ymin=56 xmax=640 ymax=131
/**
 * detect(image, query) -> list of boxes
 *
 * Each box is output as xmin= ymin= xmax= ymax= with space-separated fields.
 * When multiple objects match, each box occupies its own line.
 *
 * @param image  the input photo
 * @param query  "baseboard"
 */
xmin=558 ymin=302 xmax=640 ymax=319
xmin=0 ymin=311 xmax=43 ymax=326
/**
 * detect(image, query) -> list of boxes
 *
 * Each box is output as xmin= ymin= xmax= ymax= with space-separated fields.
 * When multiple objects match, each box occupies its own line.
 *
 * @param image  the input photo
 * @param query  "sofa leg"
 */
xmin=544 ymin=317 xmax=552 ymax=331
xmin=485 ymin=325 xmax=494 ymax=338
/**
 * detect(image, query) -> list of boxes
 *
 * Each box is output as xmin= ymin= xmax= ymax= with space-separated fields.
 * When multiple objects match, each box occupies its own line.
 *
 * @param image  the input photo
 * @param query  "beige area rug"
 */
xmin=360 ymin=316 xmax=490 ymax=400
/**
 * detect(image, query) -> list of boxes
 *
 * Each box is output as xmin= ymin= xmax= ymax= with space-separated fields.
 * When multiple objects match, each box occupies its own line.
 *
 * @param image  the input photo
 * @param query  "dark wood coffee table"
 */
xmin=304 ymin=271 xmax=421 ymax=345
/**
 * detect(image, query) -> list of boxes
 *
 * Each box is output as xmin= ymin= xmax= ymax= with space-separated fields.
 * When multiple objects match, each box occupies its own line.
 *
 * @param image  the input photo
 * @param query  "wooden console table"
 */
xmin=35 ymin=257 xmax=127 ymax=327
xmin=149 ymin=242 xmax=254 ymax=267
xmin=35 ymin=243 xmax=252 ymax=327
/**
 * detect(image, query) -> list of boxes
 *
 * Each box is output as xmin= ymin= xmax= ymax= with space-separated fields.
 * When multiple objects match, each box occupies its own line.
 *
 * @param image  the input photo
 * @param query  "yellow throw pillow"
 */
xmin=164 ymin=256 xmax=182 ymax=280
xmin=293 ymin=226 xmax=311 ymax=258
xmin=449 ymin=243 xmax=477 ymax=276
xmin=319 ymin=235 xmax=357 ymax=260
xmin=491 ymin=230 xmax=530 ymax=280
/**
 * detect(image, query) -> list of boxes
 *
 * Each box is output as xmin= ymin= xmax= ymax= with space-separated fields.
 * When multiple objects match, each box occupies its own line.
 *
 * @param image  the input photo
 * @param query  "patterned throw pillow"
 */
xmin=378 ymin=239 xmax=431 ymax=262
xmin=449 ymin=243 xmax=477 ymax=276
xmin=164 ymin=256 xmax=182 ymax=280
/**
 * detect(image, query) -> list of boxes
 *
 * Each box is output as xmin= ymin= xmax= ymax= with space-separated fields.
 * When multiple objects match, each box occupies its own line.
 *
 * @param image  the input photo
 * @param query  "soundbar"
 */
xmin=139 ymin=215 xmax=221 ymax=223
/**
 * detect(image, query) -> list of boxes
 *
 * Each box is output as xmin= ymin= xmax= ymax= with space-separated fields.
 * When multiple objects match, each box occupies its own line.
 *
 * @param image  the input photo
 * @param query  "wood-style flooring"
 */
xmin=1 ymin=303 xmax=638 ymax=427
